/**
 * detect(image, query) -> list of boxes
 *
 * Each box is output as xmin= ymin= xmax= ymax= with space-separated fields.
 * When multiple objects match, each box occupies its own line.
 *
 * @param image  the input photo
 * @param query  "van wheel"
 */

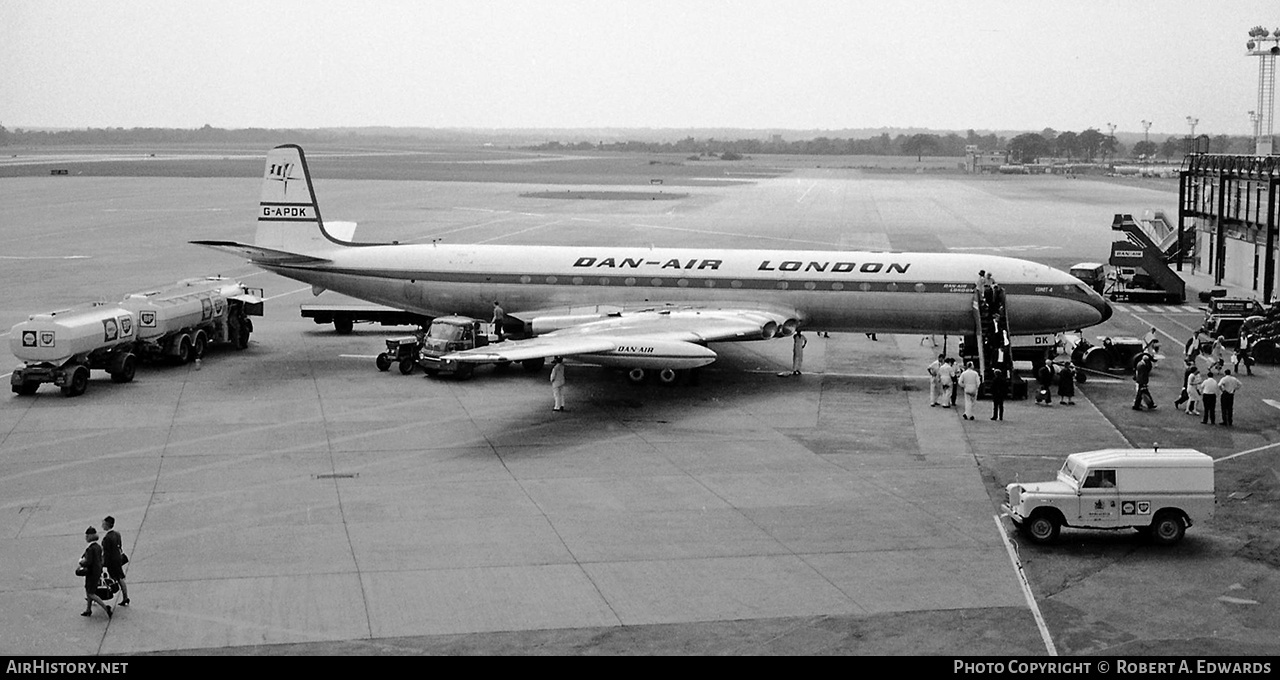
xmin=1024 ymin=513 xmax=1060 ymax=544
xmin=1151 ymin=513 xmax=1185 ymax=545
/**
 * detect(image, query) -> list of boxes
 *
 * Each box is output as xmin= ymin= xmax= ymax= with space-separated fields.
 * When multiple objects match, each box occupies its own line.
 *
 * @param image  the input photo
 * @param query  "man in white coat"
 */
xmin=927 ymin=354 xmax=944 ymax=406
xmin=958 ymin=361 xmax=982 ymax=421
xmin=550 ymin=356 xmax=566 ymax=412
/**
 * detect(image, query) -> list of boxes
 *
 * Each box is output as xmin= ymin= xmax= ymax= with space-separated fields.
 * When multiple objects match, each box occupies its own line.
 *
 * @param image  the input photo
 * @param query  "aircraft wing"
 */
xmin=444 ymin=335 xmax=620 ymax=363
xmin=442 ymin=307 xmax=790 ymax=365
xmin=190 ymin=240 xmax=332 ymax=266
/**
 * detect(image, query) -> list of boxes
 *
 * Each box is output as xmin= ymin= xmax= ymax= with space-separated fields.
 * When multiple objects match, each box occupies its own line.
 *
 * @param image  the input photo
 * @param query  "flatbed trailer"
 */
xmin=300 ymin=304 xmax=431 ymax=334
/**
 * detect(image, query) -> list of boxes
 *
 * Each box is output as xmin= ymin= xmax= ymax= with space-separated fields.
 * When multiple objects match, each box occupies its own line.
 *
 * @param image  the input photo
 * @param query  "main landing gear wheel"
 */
xmin=522 ymin=358 xmax=545 ymax=372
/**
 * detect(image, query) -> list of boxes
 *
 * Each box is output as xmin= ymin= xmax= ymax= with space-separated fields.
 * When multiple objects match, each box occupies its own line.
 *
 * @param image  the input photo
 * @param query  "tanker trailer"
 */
xmin=120 ymin=276 xmax=262 ymax=362
xmin=10 ymin=304 xmax=140 ymax=397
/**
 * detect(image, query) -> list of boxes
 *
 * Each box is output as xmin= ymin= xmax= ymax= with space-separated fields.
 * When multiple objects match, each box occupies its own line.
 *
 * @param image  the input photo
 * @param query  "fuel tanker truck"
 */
xmin=10 ymin=277 xmax=263 ymax=397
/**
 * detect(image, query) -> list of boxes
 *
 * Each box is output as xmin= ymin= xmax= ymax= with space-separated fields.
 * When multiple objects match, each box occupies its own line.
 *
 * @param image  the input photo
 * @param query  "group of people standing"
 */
xmin=1134 ymin=327 xmax=1247 ymax=425
xmin=926 ymin=353 xmax=991 ymax=421
xmin=1034 ymin=359 xmax=1077 ymax=406
xmin=1172 ymin=361 xmax=1243 ymax=426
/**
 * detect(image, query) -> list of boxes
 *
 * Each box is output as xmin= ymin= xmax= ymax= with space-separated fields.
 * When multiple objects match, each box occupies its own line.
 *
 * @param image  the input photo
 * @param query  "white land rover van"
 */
xmin=1003 ymin=448 xmax=1214 ymax=545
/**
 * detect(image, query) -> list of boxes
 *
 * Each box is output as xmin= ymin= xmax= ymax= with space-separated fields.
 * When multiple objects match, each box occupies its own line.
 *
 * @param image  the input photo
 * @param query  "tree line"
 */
xmin=539 ymin=128 xmax=1259 ymax=162
xmin=0 ymin=123 xmax=1259 ymax=161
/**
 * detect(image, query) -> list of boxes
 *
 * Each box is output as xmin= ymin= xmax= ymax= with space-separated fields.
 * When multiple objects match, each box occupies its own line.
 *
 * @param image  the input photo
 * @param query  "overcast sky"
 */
xmin=2 ymin=1 xmax=1276 ymax=136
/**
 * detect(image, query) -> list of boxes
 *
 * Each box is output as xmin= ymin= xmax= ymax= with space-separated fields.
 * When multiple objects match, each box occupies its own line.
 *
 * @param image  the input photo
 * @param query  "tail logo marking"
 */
xmin=267 ymin=162 xmax=299 ymax=195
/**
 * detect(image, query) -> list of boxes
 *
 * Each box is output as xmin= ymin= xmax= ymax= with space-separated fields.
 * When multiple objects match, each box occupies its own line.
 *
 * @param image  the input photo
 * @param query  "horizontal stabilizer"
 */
xmin=189 ymin=240 xmax=332 ymax=265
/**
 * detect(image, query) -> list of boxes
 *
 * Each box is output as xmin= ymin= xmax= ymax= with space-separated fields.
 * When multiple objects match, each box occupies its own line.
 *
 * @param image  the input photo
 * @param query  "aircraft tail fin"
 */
xmin=256 ymin=144 xmax=345 ymax=254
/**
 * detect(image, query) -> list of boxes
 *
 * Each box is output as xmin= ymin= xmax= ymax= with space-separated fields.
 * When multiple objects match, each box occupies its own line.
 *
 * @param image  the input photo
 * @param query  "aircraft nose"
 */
xmin=1097 ymin=298 xmax=1114 ymax=324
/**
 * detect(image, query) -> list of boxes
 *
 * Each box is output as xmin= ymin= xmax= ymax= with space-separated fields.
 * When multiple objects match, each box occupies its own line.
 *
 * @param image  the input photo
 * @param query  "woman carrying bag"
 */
xmin=79 ymin=527 xmax=112 ymax=619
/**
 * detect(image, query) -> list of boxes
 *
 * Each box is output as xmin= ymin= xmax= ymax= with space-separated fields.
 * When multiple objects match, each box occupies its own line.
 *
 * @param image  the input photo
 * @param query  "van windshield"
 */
xmin=1060 ymin=459 xmax=1086 ymax=485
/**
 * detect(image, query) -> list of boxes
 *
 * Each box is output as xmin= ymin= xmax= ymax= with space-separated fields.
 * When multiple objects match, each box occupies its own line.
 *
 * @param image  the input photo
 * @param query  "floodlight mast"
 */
xmin=1140 ymin=120 xmax=1152 ymax=162
xmin=1246 ymin=25 xmax=1279 ymax=155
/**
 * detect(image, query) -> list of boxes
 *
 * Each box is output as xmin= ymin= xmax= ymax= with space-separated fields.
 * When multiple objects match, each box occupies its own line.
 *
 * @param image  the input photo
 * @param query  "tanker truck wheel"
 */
xmin=61 ymin=365 xmax=89 ymax=398
xmin=235 ymin=327 xmax=251 ymax=350
xmin=192 ymin=330 xmax=208 ymax=359
xmin=110 ymin=354 xmax=137 ymax=384
xmin=13 ymin=380 xmax=39 ymax=396
xmin=175 ymin=334 xmax=193 ymax=364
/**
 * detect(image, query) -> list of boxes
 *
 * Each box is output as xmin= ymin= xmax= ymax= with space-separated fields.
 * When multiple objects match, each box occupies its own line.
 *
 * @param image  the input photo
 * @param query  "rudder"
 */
xmin=257 ymin=144 xmax=334 ymax=254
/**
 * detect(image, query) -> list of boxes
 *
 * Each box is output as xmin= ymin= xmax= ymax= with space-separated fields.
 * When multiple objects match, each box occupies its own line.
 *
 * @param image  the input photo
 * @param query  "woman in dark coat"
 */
xmin=81 ymin=527 xmax=112 ymax=618
xmin=1057 ymin=362 xmax=1076 ymax=405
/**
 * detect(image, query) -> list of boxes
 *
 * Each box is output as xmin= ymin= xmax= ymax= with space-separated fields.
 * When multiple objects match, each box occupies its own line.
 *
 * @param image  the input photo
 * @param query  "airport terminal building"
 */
xmin=1180 ymin=153 xmax=1280 ymax=303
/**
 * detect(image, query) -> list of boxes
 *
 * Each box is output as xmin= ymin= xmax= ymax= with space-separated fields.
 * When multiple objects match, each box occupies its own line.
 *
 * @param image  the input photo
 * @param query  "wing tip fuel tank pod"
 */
xmin=194 ymin=144 xmax=1113 ymax=379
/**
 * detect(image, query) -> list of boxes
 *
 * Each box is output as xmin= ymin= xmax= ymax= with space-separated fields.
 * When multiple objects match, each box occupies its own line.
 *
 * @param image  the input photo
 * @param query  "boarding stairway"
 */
xmin=1107 ymin=214 xmax=1187 ymax=303
xmin=972 ymin=283 xmax=1014 ymax=377
xmin=1139 ymin=210 xmax=1195 ymax=261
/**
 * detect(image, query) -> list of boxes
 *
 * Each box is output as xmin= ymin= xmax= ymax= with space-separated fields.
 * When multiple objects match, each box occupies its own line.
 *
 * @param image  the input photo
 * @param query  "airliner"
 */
xmin=195 ymin=144 xmax=1112 ymax=382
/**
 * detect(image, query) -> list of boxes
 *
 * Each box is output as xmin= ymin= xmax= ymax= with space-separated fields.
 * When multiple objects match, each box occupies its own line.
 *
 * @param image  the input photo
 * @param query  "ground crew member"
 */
xmin=1218 ymin=368 xmax=1241 ymax=426
xmin=927 ymin=354 xmax=943 ymax=406
xmin=1132 ymin=355 xmax=1155 ymax=410
xmin=958 ymin=361 xmax=981 ymax=420
xmin=792 ymin=331 xmax=807 ymax=375
xmin=1200 ymin=371 xmax=1219 ymax=425
xmin=550 ymin=356 xmax=566 ymax=411
xmin=941 ymin=357 xmax=957 ymax=408
xmin=492 ymin=301 xmax=506 ymax=341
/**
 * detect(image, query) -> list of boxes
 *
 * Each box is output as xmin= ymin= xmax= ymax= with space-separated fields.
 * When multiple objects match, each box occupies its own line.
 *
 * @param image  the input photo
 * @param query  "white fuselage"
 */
xmin=263 ymin=242 xmax=1112 ymax=335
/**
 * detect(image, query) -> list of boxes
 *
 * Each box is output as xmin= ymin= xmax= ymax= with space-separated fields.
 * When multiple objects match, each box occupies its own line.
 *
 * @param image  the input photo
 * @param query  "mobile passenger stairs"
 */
xmin=1104 ymin=213 xmax=1187 ymax=304
xmin=960 ymin=282 xmax=1028 ymax=400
